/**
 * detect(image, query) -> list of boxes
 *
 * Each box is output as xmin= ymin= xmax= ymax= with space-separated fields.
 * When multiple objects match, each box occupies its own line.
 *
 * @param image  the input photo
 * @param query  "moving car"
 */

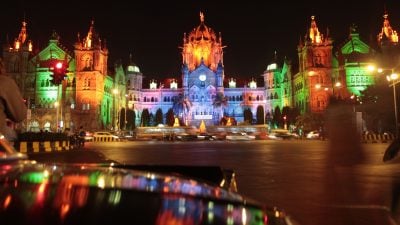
xmin=92 ymin=131 xmax=119 ymax=141
xmin=226 ymin=132 xmax=256 ymax=141
xmin=268 ymin=129 xmax=298 ymax=140
xmin=0 ymin=134 xmax=295 ymax=225
xmin=306 ymin=130 xmax=320 ymax=139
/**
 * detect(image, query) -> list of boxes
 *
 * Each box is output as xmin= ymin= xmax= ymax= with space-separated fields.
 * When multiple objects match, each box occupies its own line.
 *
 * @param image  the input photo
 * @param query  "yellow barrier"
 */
xmin=15 ymin=140 xmax=71 ymax=153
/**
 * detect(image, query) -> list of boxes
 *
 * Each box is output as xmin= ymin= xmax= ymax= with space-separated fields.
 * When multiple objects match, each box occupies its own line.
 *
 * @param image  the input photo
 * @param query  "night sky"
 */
xmin=1 ymin=1 xmax=400 ymax=81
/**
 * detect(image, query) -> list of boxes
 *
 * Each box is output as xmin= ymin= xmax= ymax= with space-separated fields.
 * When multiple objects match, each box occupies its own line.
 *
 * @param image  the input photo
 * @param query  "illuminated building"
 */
xmin=125 ymin=12 xmax=270 ymax=127
xmin=3 ymin=21 xmax=115 ymax=131
xmin=2 ymin=11 xmax=400 ymax=131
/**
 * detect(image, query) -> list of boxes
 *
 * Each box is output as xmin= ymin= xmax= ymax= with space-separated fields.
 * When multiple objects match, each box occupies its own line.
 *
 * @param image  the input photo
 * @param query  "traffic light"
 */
xmin=50 ymin=61 xmax=68 ymax=85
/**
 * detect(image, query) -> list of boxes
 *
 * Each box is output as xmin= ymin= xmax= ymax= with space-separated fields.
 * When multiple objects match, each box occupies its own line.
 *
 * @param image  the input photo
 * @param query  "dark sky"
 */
xmin=1 ymin=0 xmax=400 ymax=80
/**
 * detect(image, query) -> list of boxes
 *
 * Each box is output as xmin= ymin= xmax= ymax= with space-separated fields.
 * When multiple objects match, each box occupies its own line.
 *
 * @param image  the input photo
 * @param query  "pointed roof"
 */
xmin=75 ymin=20 xmax=104 ymax=50
xmin=187 ymin=12 xmax=217 ymax=42
xmin=341 ymin=24 xmax=371 ymax=54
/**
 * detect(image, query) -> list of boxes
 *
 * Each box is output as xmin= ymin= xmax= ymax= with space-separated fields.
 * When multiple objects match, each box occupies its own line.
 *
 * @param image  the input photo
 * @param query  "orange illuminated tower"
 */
xmin=377 ymin=11 xmax=400 ymax=69
xmin=2 ymin=20 xmax=33 ymax=94
xmin=74 ymin=20 xmax=109 ymax=130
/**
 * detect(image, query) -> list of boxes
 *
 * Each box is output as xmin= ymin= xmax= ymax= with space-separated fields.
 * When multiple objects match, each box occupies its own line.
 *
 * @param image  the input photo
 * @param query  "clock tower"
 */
xmin=181 ymin=12 xmax=225 ymax=125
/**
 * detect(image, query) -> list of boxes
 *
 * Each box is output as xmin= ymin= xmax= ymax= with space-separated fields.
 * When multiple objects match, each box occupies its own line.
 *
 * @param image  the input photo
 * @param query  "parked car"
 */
xmin=115 ymin=130 xmax=135 ymax=141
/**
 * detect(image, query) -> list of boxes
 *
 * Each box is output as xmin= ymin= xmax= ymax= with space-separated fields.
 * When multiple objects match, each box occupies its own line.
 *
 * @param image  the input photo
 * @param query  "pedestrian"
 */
xmin=78 ymin=126 xmax=86 ymax=147
xmin=318 ymin=97 xmax=368 ymax=224
xmin=0 ymin=58 xmax=27 ymax=141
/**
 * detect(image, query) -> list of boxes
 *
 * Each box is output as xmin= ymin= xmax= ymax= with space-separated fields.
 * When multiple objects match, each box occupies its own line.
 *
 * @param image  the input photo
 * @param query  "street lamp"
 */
xmin=113 ymin=89 xmax=119 ymax=131
xmin=386 ymin=72 xmax=399 ymax=139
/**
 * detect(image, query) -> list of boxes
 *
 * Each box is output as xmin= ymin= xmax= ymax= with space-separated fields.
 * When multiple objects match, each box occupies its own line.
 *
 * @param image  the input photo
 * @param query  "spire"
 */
xmin=200 ymin=11 xmax=204 ymax=23
xmin=50 ymin=30 xmax=60 ymax=41
xmin=18 ymin=21 xmax=27 ymax=44
xmin=84 ymin=20 xmax=95 ymax=49
xmin=103 ymin=38 xmax=107 ymax=50
xmin=326 ymin=27 xmax=330 ymax=39
xmin=309 ymin=15 xmax=322 ymax=44
xmin=298 ymin=35 xmax=303 ymax=48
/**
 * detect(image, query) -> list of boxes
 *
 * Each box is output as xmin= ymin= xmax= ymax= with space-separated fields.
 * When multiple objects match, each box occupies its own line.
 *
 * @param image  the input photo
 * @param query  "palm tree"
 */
xmin=173 ymin=93 xmax=192 ymax=125
xmin=213 ymin=92 xmax=228 ymax=123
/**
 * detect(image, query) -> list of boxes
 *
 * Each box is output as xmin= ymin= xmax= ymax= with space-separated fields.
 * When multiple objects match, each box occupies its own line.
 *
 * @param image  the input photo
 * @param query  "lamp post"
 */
xmin=386 ymin=72 xmax=399 ymax=139
xmin=54 ymin=101 xmax=59 ymax=132
xmin=113 ymin=89 xmax=119 ymax=131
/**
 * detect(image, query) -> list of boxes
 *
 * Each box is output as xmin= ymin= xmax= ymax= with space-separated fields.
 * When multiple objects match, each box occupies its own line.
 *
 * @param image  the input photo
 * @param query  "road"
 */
xmin=30 ymin=140 xmax=400 ymax=225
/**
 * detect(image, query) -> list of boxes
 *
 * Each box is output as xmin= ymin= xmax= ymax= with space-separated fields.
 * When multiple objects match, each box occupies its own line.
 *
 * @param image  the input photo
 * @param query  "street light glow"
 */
xmin=367 ymin=65 xmax=375 ymax=72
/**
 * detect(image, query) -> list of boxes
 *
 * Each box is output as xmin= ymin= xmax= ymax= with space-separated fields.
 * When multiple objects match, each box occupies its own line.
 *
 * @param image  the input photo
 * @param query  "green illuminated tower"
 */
xmin=338 ymin=24 xmax=375 ymax=97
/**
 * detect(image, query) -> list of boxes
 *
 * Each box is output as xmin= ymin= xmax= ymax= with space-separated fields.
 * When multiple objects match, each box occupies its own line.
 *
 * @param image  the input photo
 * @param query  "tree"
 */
xmin=119 ymin=108 xmax=126 ymax=130
xmin=295 ymin=113 xmax=324 ymax=133
xmin=273 ymin=106 xmax=282 ymax=128
xmin=166 ymin=108 xmax=175 ymax=126
xmin=256 ymin=105 xmax=264 ymax=124
xmin=213 ymin=92 xmax=228 ymax=123
xmin=155 ymin=108 xmax=163 ymax=125
xmin=141 ymin=108 xmax=150 ymax=127
xmin=126 ymin=109 xmax=135 ymax=130
xmin=266 ymin=112 xmax=272 ymax=127
xmin=288 ymin=107 xmax=300 ymax=126
xmin=173 ymin=93 xmax=192 ymax=124
xmin=149 ymin=113 xmax=154 ymax=126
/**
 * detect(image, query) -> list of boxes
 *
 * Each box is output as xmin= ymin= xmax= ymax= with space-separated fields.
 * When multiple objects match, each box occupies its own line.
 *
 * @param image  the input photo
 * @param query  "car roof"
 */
xmin=0 ymin=161 xmax=282 ymax=225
